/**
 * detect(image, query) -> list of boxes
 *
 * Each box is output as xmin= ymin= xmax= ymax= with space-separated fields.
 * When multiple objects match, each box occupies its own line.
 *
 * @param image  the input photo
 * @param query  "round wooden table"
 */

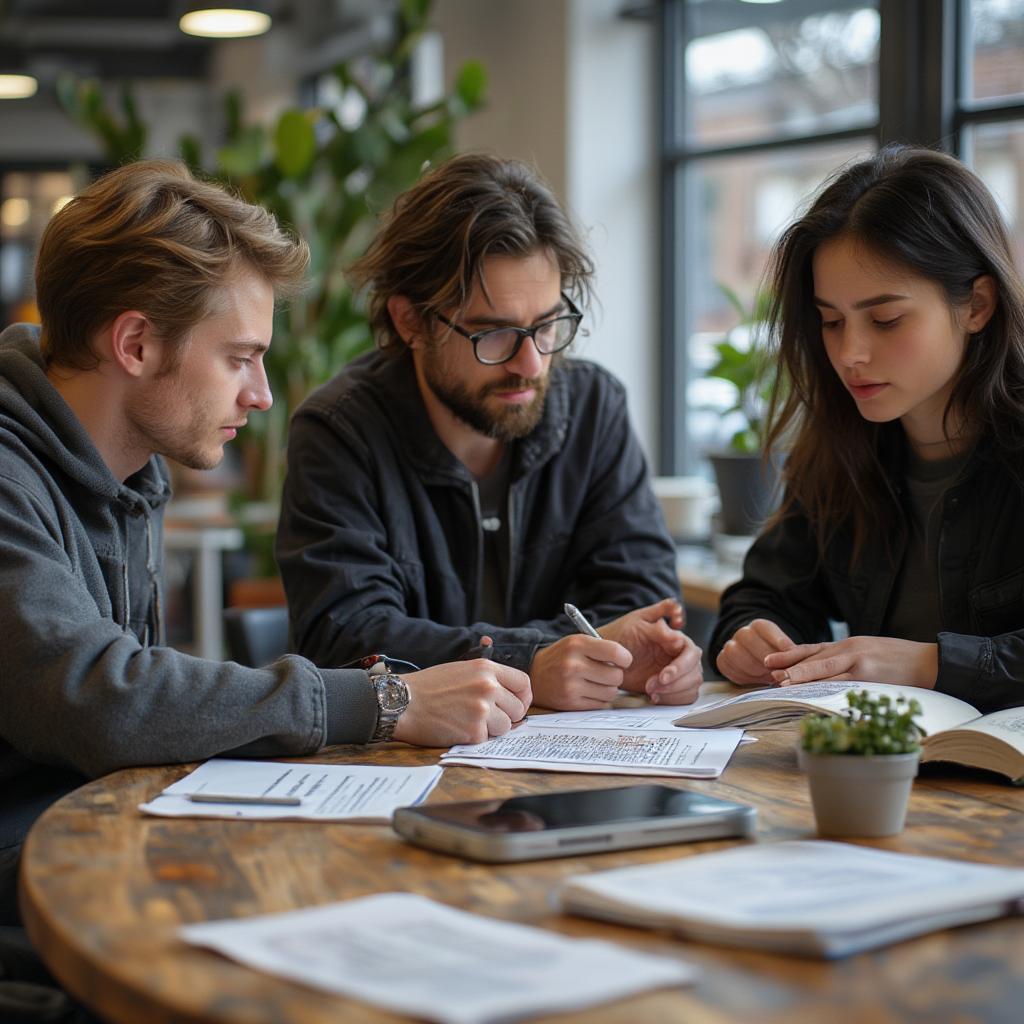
xmin=20 ymin=730 xmax=1024 ymax=1023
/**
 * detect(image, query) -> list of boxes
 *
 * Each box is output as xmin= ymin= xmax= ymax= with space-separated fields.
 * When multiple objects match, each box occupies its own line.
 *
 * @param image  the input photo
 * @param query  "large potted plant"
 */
xmin=56 ymin=0 xmax=484 ymax=510
xmin=798 ymin=689 xmax=924 ymax=838
xmin=704 ymin=285 xmax=780 ymax=536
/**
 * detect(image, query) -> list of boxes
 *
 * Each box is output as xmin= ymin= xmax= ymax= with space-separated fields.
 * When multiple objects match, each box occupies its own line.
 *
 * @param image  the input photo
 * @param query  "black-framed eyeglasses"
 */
xmin=435 ymin=293 xmax=583 ymax=365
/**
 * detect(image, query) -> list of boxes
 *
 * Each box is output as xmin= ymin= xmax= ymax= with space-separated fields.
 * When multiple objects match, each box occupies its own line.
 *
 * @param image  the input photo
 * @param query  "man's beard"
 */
xmin=424 ymin=360 xmax=550 ymax=443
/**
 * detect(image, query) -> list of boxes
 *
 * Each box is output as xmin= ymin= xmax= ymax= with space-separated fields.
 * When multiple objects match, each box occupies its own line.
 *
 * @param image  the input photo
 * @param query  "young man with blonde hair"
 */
xmin=0 ymin=161 xmax=530 ymax=931
xmin=277 ymin=154 xmax=703 ymax=711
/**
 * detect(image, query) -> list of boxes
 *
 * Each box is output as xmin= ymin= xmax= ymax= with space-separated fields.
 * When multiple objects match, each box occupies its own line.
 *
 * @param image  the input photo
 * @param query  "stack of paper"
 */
xmin=441 ymin=720 xmax=745 ymax=778
xmin=561 ymin=840 xmax=1024 ymax=958
xmin=139 ymin=759 xmax=442 ymax=822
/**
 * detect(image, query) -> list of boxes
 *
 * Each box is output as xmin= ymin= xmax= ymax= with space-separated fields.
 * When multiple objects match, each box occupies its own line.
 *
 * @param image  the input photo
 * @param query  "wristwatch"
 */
xmin=367 ymin=662 xmax=410 ymax=743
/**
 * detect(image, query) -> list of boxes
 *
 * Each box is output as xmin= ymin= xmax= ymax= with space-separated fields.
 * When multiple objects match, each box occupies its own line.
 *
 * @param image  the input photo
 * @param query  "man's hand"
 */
xmin=529 ymin=634 xmax=633 ymax=710
xmin=392 ymin=660 xmax=532 ymax=747
xmin=598 ymin=598 xmax=703 ymax=704
xmin=716 ymin=618 xmax=796 ymax=686
xmin=764 ymin=637 xmax=939 ymax=690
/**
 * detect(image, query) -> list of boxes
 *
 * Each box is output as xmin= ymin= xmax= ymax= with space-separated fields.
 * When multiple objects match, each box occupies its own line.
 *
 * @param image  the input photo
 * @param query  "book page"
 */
xmin=951 ymin=707 xmax=1024 ymax=741
xmin=139 ymin=760 xmax=442 ymax=822
xmin=182 ymin=892 xmax=695 ymax=1024
xmin=675 ymin=681 xmax=979 ymax=734
xmin=441 ymin=725 xmax=744 ymax=777
xmin=921 ymin=707 xmax=1024 ymax=779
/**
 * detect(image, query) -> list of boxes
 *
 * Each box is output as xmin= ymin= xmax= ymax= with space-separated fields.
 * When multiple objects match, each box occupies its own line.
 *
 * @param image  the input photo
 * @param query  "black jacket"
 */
xmin=277 ymin=350 xmax=680 ymax=672
xmin=710 ymin=442 xmax=1024 ymax=713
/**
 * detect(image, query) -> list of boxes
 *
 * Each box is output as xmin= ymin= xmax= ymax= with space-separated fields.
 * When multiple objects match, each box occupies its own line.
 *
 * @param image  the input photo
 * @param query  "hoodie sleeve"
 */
xmin=0 ymin=473 xmax=378 ymax=779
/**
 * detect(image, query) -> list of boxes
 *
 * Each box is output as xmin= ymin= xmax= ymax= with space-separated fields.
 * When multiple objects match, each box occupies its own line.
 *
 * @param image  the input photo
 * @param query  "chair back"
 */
xmin=223 ymin=606 xmax=290 ymax=667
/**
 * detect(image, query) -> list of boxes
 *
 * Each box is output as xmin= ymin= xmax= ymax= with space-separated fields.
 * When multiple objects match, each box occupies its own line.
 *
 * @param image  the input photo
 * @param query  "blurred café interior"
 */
xmin=1 ymin=0 xmax=1022 ymax=658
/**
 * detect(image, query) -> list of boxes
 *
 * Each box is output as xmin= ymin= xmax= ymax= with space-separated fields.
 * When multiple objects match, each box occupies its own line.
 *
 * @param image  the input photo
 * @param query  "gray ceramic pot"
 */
xmin=798 ymin=748 xmax=920 ymax=838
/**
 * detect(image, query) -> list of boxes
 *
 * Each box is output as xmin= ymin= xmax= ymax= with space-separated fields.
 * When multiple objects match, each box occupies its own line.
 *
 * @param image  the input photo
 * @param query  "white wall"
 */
xmin=432 ymin=0 xmax=569 ymax=199
xmin=566 ymin=0 xmax=658 ymax=465
xmin=433 ymin=0 xmax=660 ymax=463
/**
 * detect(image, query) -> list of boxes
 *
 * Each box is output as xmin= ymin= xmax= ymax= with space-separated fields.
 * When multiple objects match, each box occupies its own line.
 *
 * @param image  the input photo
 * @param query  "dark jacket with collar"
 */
xmin=710 ymin=439 xmax=1024 ymax=713
xmin=276 ymin=349 xmax=680 ymax=672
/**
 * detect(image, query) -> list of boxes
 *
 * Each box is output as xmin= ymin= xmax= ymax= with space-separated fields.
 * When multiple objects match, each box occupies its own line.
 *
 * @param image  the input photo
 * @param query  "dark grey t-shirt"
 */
xmin=883 ymin=447 xmax=972 ymax=642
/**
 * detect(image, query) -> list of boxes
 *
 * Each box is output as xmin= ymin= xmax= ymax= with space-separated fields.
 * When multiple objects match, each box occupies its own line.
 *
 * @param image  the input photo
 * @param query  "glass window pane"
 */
xmin=681 ymin=1 xmax=879 ymax=148
xmin=682 ymin=138 xmax=875 ymax=459
xmin=963 ymin=0 xmax=1024 ymax=103
xmin=966 ymin=120 xmax=1024 ymax=270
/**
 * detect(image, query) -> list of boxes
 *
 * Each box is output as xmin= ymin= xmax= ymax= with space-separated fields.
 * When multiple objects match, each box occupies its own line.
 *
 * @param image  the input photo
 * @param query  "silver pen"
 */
xmin=187 ymin=793 xmax=302 ymax=806
xmin=563 ymin=602 xmax=602 ymax=638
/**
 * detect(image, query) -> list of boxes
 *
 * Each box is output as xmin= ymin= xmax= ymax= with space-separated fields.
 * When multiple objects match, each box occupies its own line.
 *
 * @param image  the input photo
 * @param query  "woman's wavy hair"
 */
xmin=763 ymin=144 xmax=1024 ymax=564
xmin=348 ymin=153 xmax=594 ymax=355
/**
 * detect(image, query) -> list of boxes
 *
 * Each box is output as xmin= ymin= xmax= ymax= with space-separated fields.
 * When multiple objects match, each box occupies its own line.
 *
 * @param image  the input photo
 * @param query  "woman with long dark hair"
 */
xmin=711 ymin=144 xmax=1024 ymax=713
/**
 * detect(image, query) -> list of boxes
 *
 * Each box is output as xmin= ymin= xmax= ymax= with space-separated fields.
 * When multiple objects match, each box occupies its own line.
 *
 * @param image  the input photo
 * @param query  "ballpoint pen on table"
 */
xmin=563 ymin=603 xmax=602 ymax=638
xmin=187 ymin=793 xmax=303 ymax=806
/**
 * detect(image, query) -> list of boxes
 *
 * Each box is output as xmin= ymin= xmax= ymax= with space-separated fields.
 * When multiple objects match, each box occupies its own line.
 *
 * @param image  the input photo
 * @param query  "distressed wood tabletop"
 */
xmin=19 ymin=708 xmax=1024 ymax=1024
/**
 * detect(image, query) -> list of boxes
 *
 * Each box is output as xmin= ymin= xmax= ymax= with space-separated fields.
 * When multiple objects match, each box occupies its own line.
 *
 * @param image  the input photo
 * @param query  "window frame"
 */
xmin=658 ymin=0 xmax=986 ymax=474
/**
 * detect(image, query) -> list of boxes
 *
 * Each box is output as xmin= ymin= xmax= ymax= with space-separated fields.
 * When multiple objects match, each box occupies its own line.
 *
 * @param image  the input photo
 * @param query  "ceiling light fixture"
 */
xmin=0 ymin=73 xmax=37 ymax=99
xmin=179 ymin=7 xmax=272 ymax=39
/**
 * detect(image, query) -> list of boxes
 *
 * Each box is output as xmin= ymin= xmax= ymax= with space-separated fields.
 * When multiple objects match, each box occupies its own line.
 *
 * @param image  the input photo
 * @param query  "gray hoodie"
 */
xmin=0 ymin=324 xmax=379 ymax=845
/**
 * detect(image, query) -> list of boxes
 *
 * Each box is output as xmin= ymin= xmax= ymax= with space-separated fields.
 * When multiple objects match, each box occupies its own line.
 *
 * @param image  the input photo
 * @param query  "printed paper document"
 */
xmin=528 ymin=696 xmax=724 ymax=731
xmin=561 ymin=840 xmax=1024 ymax=958
xmin=181 ymin=892 xmax=696 ymax=1024
xmin=441 ymin=723 xmax=744 ymax=777
xmin=139 ymin=759 xmax=442 ymax=822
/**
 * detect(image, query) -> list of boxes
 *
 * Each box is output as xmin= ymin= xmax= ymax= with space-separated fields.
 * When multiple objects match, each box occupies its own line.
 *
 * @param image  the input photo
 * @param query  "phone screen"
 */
xmin=409 ymin=785 xmax=747 ymax=834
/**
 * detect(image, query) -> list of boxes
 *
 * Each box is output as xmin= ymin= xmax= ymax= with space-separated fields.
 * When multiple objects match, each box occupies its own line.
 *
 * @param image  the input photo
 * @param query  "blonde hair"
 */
xmin=36 ymin=160 xmax=309 ymax=369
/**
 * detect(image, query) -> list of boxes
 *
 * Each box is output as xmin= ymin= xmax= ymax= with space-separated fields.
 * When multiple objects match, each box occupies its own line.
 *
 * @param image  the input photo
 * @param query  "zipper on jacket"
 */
xmin=469 ymin=479 xmax=485 ymax=623
xmin=503 ymin=480 xmax=519 ymax=622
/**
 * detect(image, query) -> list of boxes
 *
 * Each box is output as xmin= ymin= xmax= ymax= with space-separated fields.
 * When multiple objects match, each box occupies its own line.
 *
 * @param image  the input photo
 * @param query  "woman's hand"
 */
xmin=764 ymin=636 xmax=939 ymax=689
xmin=716 ymin=619 xmax=796 ymax=686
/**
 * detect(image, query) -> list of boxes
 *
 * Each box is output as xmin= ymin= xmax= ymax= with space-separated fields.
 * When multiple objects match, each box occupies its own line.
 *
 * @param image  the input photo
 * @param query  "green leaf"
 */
xmin=352 ymin=121 xmax=391 ymax=167
xmin=399 ymin=0 xmax=431 ymax=29
xmin=178 ymin=134 xmax=203 ymax=172
xmin=274 ymin=109 xmax=317 ymax=178
xmin=455 ymin=60 xmax=487 ymax=108
xmin=217 ymin=124 xmax=264 ymax=179
xmin=224 ymin=89 xmax=243 ymax=141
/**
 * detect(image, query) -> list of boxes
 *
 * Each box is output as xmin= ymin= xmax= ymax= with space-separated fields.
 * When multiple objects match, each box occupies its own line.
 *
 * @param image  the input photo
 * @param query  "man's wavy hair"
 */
xmin=36 ymin=160 xmax=309 ymax=369
xmin=348 ymin=153 xmax=594 ymax=355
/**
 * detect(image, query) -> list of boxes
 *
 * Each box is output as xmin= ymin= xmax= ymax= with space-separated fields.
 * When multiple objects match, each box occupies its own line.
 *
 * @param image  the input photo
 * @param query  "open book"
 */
xmin=560 ymin=840 xmax=1024 ymax=958
xmin=674 ymin=681 xmax=1024 ymax=782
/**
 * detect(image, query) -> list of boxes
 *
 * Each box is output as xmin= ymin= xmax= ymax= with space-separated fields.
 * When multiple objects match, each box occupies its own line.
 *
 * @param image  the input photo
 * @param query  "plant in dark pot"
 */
xmin=704 ymin=286 xmax=781 ymax=537
xmin=799 ymin=689 xmax=924 ymax=838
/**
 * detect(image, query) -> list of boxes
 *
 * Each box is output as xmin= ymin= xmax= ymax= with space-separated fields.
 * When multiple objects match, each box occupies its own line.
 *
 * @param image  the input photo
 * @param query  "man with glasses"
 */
xmin=277 ymin=154 xmax=703 ymax=710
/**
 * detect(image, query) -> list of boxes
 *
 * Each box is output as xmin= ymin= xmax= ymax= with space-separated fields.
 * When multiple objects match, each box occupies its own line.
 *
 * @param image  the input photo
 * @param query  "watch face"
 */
xmin=377 ymin=676 xmax=409 ymax=713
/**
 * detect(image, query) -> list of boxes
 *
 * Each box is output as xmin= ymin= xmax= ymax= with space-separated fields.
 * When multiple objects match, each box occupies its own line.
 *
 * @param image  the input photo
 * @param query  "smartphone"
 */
xmin=391 ymin=784 xmax=756 ymax=862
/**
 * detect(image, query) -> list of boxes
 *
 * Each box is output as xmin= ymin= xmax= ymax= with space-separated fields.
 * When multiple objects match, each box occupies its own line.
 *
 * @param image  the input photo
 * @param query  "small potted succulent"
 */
xmin=798 ymin=689 xmax=924 ymax=838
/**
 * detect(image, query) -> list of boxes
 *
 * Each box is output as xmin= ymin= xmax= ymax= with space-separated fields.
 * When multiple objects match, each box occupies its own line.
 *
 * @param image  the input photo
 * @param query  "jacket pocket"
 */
xmin=969 ymin=566 xmax=1024 ymax=636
